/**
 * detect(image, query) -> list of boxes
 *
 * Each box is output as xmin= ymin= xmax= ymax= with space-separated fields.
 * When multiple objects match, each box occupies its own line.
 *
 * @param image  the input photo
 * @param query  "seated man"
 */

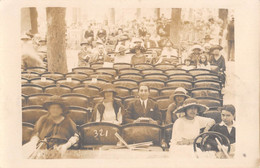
xmin=124 ymin=84 xmax=162 ymax=125
xmin=78 ymin=39 xmax=93 ymax=67
xmin=90 ymin=43 xmax=112 ymax=63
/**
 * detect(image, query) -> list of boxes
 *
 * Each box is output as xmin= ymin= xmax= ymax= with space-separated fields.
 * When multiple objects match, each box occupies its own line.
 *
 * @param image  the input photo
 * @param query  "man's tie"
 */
xmin=142 ymin=101 xmax=146 ymax=113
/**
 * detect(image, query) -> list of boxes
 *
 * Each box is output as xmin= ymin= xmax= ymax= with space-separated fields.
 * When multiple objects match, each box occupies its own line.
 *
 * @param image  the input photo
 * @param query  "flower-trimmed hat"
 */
xmin=210 ymin=45 xmax=223 ymax=53
xmin=43 ymin=95 xmax=69 ymax=115
xmin=173 ymin=98 xmax=209 ymax=114
xmin=191 ymin=44 xmax=203 ymax=51
xmin=170 ymin=87 xmax=190 ymax=101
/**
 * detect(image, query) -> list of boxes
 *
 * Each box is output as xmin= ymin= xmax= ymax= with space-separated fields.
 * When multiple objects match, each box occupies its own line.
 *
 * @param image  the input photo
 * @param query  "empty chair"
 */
xmin=202 ymin=110 xmax=222 ymax=123
xmin=26 ymin=67 xmax=47 ymax=74
xmin=121 ymin=123 xmax=162 ymax=146
xmin=30 ymin=77 xmax=55 ymax=87
xmin=166 ymin=80 xmax=193 ymax=90
xmin=119 ymin=73 xmax=143 ymax=81
xmin=79 ymin=122 xmax=121 ymax=147
xmin=113 ymin=63 xmax=132 ymax=70
xmin=134 ymin=63 xmax=153 ymax=70
xmin=27 ymin=93 xmax=53 ymax=106
xmin=115 ymin=86 xmax=131 ymax=98
xmin=95 ymin=68 xmax=117 ymax=76
xmin=22 ymin=84 xmax=43 ymax=96
xmin=82 ymin=78 xmax=109 ymax=89
xmin=90 ymin=63 xmax=104 ymax=69
xmin=156 ymin=97 xmax=172 ymax=111
xmin=72 ymin=67 xmax=95 ymax=75
xmin=44 ymin=84 xmax=71 ymax=96
xmin=154 ymin=64 xmax=175 ymax=70
xmin=188 ymin=68 xmax=211 ymax=76
xmin=123 ymin=96 xmax=137 ymax=109
xmin=160 ymin=87 xmax=175 ymax=97
xmin=191 ymin=88 xmax=222 ymax=99
xmin=61 ymin=93 xmax=89 ymax=108
xmin=22 ymin=122 xmax=34 ymax=145
xmin=90 ymin=73 xmax=114 ymax=82
xmin=56 ymin=78 xmax=81 ymax=88
xmin=165 ymin=69 xmax=187 ymax=75
xmin=22 ymin=105 xmax=48 ymax=124
xmin=131 ymin=88 xmax=159 ymax=98
xmin=169 ymin=73 xmax=193 ymax=81
xmin=139 ymin=79 xmax=165 ymax=89
xmin=113 ymin=79 xmax=138 ymax=89
xmin=143 ymin=73 xmax=168 ymax=81
xmin=194 ymin=80 xmax=221 ymax=90
xmin=21 ymin=78 xmax=30 ymax=84
xmin=141 ymin=69 xmax=164 ymax=75
xmin=118 ymin=68 xmax=140 ymax=75
xmin=22 ymin=94 xmax=27 ymax=107
xmin=67 ymin=106 xmax=89 ymax=126
xmin=194 ymin=73 xmax=220 ymax=81
xmin=41 ymin=72 xmax=64 ymax=81
xmin=65 ymin=72 xmax=88 ymax=81
xmin=22 ymin=71 xmax=40 ymax=80
xmin=72 ymin=85 xmax=100 ymax=97
xmin=196 ymin=97 xmax=222 ymax=109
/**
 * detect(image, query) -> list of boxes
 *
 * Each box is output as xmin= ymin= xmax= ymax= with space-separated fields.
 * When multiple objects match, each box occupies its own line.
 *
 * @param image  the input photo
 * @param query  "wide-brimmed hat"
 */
xmin=100 ymin=84 xmax=117 ymax=96
xmin=191 ymin=44 xmax=203 ymax=51
xmin=80 ymin=39 xmax=92 ymax=46
xmin=116 ymin=45 xmax=127 ymax=53
xmin=21 ymin=34 xmax=31 ymax=40
xmin=173 ymin=98 xmax=208 ymax=114
xmin=170 ymin=87 xmax=190 ymax=101
xmin=43 ymin=95 xmax=69 ymax=114
xmin=210 ymin=45 xmax=223 ymax=53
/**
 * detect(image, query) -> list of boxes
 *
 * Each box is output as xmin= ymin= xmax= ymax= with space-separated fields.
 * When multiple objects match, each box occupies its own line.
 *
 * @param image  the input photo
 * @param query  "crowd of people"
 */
xmin=22 ymin=14 xmax=235 ymax=159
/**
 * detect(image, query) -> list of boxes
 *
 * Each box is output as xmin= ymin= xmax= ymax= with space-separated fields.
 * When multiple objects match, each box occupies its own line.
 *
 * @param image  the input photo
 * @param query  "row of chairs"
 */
xmin=22 ymin=93 xmax=222 ymax=114
xmin=22 ymin=78 xmax=222 ymax=91
xmin=22 ymin=83 xmax=223 ymax=100
xmin=23 ymin=65 xmax=219 ymax=77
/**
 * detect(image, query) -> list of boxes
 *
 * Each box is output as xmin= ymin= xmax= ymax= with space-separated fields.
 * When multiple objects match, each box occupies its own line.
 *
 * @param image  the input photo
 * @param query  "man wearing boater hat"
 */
xmin=124 ymin=84 xmax=162 ymax=125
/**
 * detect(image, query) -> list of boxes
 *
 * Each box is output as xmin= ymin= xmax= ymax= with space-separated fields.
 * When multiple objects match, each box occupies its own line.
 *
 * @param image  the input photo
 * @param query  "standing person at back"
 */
xmin=226 ymin=17 xmax=235 ymax=61
xmin=124 ymin=84 xmax=162 ymax=125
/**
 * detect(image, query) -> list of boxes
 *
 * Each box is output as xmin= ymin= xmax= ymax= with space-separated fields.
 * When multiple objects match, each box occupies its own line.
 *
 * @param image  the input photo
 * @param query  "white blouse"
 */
xmin=95 ymin=102 xmax=122 ymax=124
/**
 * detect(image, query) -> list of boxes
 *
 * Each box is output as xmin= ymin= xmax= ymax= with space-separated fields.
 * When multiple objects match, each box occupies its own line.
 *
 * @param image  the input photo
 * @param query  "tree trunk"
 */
xmin=46 ymin=7 xmax=68 ymax=74
xmin=219 ymin=9 xmax=228 ymax=29
xmin=108 ymin=8 xmax=115 ymax=25
xmin=154 ymin=8 xmax=160 ymax=20
xmin=29 ymin=7 xmax=38 ymax=34
xmin=136 ymin=8 xmax=141 ymax=20
xmin=21 ymin=8 xmax=31 ymax=34
xmin=170 ymin=8 xmax=182 ymax=46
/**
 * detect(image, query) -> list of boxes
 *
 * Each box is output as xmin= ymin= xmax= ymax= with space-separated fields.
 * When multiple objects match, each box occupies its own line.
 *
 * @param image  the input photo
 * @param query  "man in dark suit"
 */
xmin=124 ymin=84 xmax=162 ymax=125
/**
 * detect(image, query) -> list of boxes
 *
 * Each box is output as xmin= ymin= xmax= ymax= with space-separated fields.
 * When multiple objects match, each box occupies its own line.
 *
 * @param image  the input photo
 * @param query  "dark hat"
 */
xmin=210 ymin=45 xmax=223 ymax=52
xmin=100 ymin=84 xmax=117 ymax=96
xmin=43 ymin=95 xmax=69 ymax=115
xmin=173 ymin=98 xmax=208 ymax=114
xmin=80 ymin=39 xmax=92 ymax=46
xmin=218 ymin=105 xmax=236 ymax=115
xmin=170 ymin=87 xmax=190 ymax=101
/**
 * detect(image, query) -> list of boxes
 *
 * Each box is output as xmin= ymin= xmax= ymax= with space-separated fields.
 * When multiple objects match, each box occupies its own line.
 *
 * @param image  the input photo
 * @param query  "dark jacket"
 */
xmin=124 ymin=99 xmax=162 ymax=125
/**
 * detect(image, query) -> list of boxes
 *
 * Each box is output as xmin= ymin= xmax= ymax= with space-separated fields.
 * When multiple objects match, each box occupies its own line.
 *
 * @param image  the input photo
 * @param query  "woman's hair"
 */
xmin=198 ymin=55 xmax=208 ymax=66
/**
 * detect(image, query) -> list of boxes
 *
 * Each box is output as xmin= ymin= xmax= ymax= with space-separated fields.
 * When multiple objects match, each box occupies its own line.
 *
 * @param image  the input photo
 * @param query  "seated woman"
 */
xmin=165 ymin=87 xmax=190 ymax=124
xmin=131 ymin=45 xmax=146 ymax=65
xmin=188 ymin=44 xmax=203 ymax=66
xmin=23 ymin=96 xmax=79 ymax=158
xmin=78 ymin=39 xmax=93 ymax=67
xmin=91 ymin=84 xmax=125 ymax=125
xmin=157 ymin=40 xmax=179 ymax=64
xmin=169 ymin=98 xmax=215 ymax=157
xmin=197 ymin=54 xmax=211 ymax=70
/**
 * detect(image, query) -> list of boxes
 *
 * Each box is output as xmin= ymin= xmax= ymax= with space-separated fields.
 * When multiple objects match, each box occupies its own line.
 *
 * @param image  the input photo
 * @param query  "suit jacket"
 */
xmin=210 ymin=123 xmax=235 ymax=144
xmin=124 ymin=99 xmax=162 ymax=125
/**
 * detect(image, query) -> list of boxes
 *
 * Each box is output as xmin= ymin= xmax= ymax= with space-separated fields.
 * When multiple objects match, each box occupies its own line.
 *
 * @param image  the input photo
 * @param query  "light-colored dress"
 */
xmin=95 ymin=101 xmax=122 ymax=124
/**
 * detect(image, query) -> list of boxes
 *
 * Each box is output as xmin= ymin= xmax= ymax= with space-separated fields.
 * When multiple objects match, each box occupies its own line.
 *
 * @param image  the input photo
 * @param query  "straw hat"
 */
xmin=210 ymin=45 xmax=223 ymax=53
xmin=173 ymin=98 xmax=208 ymax=114
xmin=191 ymin=44 xmax=203 ymax=51
xmin=100 ymin=84 xmax=117 ymax=96
xmin=43 ymin=95 xmax=69 ymax=115
xmin=170 ymin=87 xmax=190 ymax=101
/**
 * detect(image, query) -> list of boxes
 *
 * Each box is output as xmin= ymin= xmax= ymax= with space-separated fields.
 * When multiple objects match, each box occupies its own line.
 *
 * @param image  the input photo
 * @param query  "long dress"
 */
xmin=169 ymin=116 xmax=214 ymax=158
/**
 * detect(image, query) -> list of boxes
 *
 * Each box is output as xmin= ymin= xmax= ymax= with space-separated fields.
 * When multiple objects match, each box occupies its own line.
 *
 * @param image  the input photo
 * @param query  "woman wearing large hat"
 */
xmin=169 ymin=98 xmax=215 ymax=157
xmin=165 ymin=87 xmax=190 ymax=124
xmin=23 ymin=96 xmax=79 ymax=158
xmin=91 ymin=84 xmax=125 ymax=125
xmin=188 ymin=44 xmax=203 ymax=66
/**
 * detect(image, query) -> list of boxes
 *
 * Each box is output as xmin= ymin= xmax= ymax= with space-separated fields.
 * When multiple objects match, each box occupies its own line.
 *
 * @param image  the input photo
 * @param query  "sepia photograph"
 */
xmin=0 ymin=0 xmax=259 ymax=167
